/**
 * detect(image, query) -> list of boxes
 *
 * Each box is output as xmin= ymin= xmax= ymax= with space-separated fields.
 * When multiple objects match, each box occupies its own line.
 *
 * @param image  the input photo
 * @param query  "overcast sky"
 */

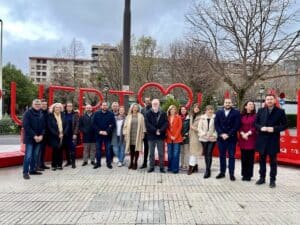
xmin=0 ymin=0 xmax=192 ymax=73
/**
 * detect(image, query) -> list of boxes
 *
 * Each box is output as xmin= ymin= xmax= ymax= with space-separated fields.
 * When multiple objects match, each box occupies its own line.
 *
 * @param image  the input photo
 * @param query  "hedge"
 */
xmin=0 ymin=116 xmax=21 ymax=135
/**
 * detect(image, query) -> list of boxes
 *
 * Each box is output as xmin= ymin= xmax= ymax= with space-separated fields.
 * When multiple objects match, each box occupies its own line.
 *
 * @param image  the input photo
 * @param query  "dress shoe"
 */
xmin=41 ymin=165 xmax=50 ymax=169
xmin=140 ymin=164 xmax=147 ymax=169
xmin=82 ymin=162 xmax=88 ymax=166
xmin=57 ymin=167 xmax=63 ymax=170
xmin=29 ymin=171 xmax=42 ymax=175
xmin=203 ymin=171 xmax=211 ymax=179
xmin=256 ymin=178 xmax=266 ymax=185
xmin=37 ymin=167 xmax=44 ymax=171
xmin=64 ymin=162 xmax=71 ymax=167
xmin=52 ymin=167 xmax=57 ymax=171
xmin=93 ymin=164 xmax=100 ymax=169
xmin=230 ymin=175 xmax=236 ymax=181
xmin=107 ymin=164 xmax=113 ymax=169
xmin=216 ymin=173 xmax=225 ymax=179
xmin=23 ymin=174 xmax=30 ymax=180
xmin=160 ymin=168 xmax=166 ymax=173
xmin=269 ymin=181 xmax=276 ymax=188
xmin=91 ymin=161 xmax=95 ymax=165
xmin=242 ymin=177 xmax=251 ymax=181
xmin=72 ymin=164 xmax=76 ymax=169
xmin=148 ymin=168 xmax=154 ymax=173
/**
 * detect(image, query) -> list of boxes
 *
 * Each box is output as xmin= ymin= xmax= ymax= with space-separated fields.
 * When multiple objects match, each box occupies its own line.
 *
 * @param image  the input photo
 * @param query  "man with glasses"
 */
xmin=22 ymin=99 xmax=45 ymax=179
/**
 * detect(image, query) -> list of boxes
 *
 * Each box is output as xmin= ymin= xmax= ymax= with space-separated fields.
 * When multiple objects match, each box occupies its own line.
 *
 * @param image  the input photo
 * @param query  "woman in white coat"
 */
xmin=123 ymin=103 xmax=146 ymax=170
xmin=198 ymin=105 xmax=217 ymax=178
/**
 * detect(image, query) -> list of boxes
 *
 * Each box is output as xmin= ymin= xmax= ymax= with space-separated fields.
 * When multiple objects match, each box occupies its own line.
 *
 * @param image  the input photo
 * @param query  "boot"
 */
xmin=204 ymin=169 xmax=211 ymax=179
xmin=187 ymin=165 xmax=194 ymax=175
xmin=133 ymin=151 xmax=139 ymax=170
xmin=128 ymin=149 xmax=134 ymax=169
xmin=192 ymin=164 xmax=198 ymax=173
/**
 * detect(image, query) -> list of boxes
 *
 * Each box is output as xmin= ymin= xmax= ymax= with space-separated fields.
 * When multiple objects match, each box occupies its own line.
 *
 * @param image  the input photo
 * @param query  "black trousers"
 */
xmin=259 ymin=153 xmax=277 ymax=182
xmin=201 ymin=141 xmax=216 ymax=172
xmin=241 ymin=149 xmax=255 ymax=178
xmin=142 ymin=135 xmax=149 ymax=165
xmin=52 ymin=146 xmax=63 ymax=168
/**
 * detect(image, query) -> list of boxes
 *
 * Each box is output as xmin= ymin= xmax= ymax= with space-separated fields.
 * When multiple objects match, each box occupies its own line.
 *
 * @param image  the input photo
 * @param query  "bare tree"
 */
xmin=167 ymin=40 xmax=219 ymax=98
xmin=186 ymin=0 xmax=300 ymax=108
xmin=52 ymin=38 xmax=86 ymax=87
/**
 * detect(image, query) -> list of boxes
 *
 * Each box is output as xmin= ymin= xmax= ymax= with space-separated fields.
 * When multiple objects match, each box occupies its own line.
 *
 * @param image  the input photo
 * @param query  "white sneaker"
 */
xmin=117 ymin=162 xmax=122 ymax=167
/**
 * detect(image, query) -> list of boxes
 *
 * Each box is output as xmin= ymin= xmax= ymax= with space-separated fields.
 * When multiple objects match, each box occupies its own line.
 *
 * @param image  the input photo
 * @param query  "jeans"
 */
xmin=38 ymin=141 xmax=47 ymax=167
xmin=112 ymin=136 xmax=125 ymax=163
xmin=64 ymin=136 xmax=76 ymax=163
xmin=167 ymin=143 xmax=180 ymax=173
xmin=23 ymin=142 xmax=40 ymax=174
xmin=96 ymin=137 xmax=112 ymax=166
xmin=148 ymin=139 xmax=164 ymax=169
xmin=217 ymin=140 xmax=236 ymax=175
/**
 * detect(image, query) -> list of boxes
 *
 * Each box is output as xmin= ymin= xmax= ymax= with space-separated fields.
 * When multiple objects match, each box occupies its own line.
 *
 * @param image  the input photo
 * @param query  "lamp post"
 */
xmin=122 ymin=0 xmax=131 ymax=110
xmin=103 ymin=84 xmax=109 ymax=102
xmin=0 ymin=19 xmax=3 ymax=119
xmin=259 ymin=84 xmax=265 ymax=108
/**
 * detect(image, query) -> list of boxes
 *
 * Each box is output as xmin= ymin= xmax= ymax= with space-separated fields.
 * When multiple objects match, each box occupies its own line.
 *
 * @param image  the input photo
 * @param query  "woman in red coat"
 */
xmin=238 ymin=101 xmax=256 ymax=181
xmin=166 ymin=105 xmax=183 ymax=173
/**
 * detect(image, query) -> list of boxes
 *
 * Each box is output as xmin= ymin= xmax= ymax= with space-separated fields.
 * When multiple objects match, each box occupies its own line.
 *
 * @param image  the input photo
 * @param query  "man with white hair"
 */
xmin=22 ymin=99 xmax=46 ymax=179
xmin=145 ymin=99 xmax=168 ymax=173
xmin=79 ymin=104 xmax=96 ymax=166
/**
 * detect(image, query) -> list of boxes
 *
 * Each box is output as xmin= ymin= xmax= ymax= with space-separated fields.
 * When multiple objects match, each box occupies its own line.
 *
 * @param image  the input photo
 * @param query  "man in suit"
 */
xmin=145 ymin=99 xmax=168 ymax=173
xmin=93 ymin=102 xmax=116 ymax=169
xmin=214 ymin=98 xmax=240 ymax=181
xmin=255 ymin=94 xmax=287 ymax=188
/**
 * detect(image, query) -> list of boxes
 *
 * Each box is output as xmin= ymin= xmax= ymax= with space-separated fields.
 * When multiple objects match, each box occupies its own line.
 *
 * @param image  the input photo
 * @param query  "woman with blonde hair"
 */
xmin=123 ymin=103 xmax=146 ymax=170
xmin=47 ymin=103 xmax=68 ymax=170
xmin=187 ymin=103 xmax=203 ymax=175
xmin=166 ymin=105 xmax=183 ymax=173
xmin=198 ymin=105 xmax=217 ymax=178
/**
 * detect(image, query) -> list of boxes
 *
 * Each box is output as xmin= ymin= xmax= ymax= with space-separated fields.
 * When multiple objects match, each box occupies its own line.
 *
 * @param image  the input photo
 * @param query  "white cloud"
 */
xmin=1 ymin=5 xmax=61 ymax=44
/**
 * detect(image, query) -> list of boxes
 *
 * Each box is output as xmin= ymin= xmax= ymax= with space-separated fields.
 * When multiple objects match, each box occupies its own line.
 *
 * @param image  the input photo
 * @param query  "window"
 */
xmin=37 ymin=72 xmax=41 ymax=76
xmin=42 ymin=66 xmax=47 ymax=70
xmin=36 ymin=78 xmax=40 ymax=82
xmin=42 ymin=72 xmax=46 ymax=76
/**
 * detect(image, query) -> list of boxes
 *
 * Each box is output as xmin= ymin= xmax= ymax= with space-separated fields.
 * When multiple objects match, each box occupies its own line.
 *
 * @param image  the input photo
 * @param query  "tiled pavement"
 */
xmin=0 ymin=157 xmax=299 ymax=225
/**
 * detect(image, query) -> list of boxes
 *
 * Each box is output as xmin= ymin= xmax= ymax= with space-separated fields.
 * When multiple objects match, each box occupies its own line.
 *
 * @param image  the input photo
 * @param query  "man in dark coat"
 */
xmin=255 ymin=94 xmax=287 ymax=188
xmin=22 ymin=99 xmax=45 ymax=179
xmin=140 ymin=97 xmax=151 ymax=169
xmin=37 ymin=99 xmax=50 ymax=170
xmin=93 ymin=102 xmax=116 ymax=169
xmin=79 ymin=104 xmax=96 ymax=166
xmin=214 ymin=98 xmax=240 ymax=181
xmin=145 ymin=99 xmax=168 ymax=173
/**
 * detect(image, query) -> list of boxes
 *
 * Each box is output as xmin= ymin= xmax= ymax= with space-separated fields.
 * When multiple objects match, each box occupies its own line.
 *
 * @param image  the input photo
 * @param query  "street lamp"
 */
xmin=0 ymin=19 xmax=3 ymax=119
xmin=103 ymin=84 xmax=109 ymax=102
xmin=259 ymin=84 xmax=265 ymax=108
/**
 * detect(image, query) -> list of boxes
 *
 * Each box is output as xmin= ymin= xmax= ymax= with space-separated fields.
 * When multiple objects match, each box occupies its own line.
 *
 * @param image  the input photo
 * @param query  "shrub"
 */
xmin=0 ymin=115 xmax=21 ymax=135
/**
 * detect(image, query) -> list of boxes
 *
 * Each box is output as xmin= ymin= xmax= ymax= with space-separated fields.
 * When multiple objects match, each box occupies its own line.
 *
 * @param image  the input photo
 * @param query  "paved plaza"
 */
xmin=0 ymin=156 xmax=299 ymax=225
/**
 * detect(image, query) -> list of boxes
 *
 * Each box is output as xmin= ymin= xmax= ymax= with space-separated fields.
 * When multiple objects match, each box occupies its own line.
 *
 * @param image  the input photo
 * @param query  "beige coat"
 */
xmin=123 ymin=113 xmax=146 ymax=153
xmin=198 ymin=114 xmax=217 ymax=142
xmin=189 ymin=114 xmax=203 ymax=155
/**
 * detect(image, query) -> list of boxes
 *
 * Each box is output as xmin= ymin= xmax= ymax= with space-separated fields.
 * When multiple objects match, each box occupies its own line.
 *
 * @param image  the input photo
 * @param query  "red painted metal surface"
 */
xmin=2 ymin=82 xmax=299 ymax=168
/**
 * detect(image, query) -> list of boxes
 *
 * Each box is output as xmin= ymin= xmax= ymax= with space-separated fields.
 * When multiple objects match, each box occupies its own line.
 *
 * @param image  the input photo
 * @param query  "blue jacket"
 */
xmin=93 ymin=110 xmax=116 ymax=139
xmin=22 ymin=108 xmax=45 ymax=144
xmin=214 ymin=108 xmax=241 ymax=142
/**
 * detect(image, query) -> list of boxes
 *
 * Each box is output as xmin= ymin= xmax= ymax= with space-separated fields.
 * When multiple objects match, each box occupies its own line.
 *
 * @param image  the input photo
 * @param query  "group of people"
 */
xmin=22 ymin=94 xmax=287 ymax=188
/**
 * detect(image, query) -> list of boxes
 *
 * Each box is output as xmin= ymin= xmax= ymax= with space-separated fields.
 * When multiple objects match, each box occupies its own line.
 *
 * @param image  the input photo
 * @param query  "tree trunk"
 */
xmin=237 ymin=89 xmax=246 ymax=111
